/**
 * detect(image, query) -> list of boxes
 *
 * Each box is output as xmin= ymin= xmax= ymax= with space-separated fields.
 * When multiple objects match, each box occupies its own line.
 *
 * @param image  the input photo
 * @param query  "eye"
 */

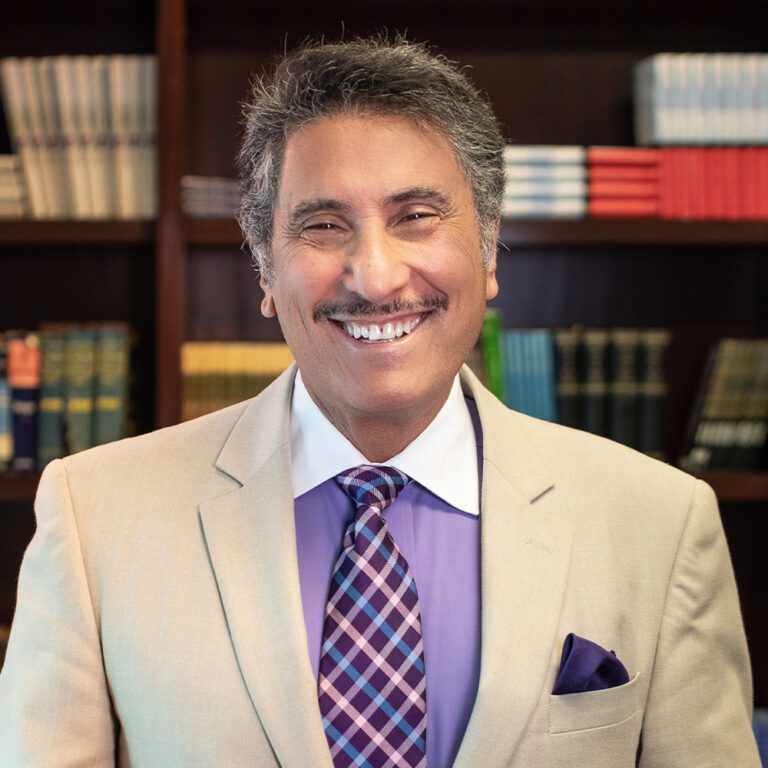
xmin=401 ymin=211 xmax=438 ymax=223
xmin=303 ymin=221 xmax=339 ymax=231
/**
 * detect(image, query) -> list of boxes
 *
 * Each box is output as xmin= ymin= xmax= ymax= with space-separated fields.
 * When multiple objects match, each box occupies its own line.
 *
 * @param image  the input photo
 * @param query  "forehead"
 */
xmin=276 ymin=114 xmax=471 ymax=206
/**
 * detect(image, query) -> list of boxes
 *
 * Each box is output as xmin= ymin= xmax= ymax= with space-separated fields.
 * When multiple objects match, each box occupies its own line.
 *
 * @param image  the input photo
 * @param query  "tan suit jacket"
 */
xmin=0 ymin=365 xmax=759 ymax=766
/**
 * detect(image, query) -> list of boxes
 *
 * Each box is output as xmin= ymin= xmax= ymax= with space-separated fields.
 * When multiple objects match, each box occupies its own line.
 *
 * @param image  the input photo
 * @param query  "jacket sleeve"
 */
xmin=639 ymin=479 xmax=760 ymax=767
xmin=0 ymin=459 xmax=117 ymax=766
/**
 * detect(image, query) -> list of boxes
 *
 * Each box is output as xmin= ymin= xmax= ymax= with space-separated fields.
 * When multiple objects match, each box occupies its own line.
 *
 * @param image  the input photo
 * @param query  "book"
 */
xmin=0 ymin=337 xmax=11 ymax=468
xmin=502 ymin=197 xmax=586 ymax=218
xmin=7 ymin=331 xmax=40 ymax=471
xmin=64 ymin=325 xmax=97 ymax=455
xmin=94 ymin=323 xmax=129 ymax=446
xmin=479 ymin=310 xmax=504 ymax=401
xmin=607 ymin=329 xmax=641 ymax=448
xmin=636 ymin=329 xmax=671 ymax=460
xmin=37 ymin=328 xmax=67 ymax=467
xmin=679 ymin=338 xmax=768 ymax=471
xmin=503 ymin=145 xmax=586 ymax=165
xmin=554 ymin=328 xmax=581 ymax=429
xmin=579 ymin=329 xmax=609 ymax=437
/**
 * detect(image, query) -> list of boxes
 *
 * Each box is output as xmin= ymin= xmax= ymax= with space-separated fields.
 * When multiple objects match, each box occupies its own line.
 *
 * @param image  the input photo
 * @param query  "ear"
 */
xmin=260 ymin=275 xmax=277 ymax=318
xmin=485 ymin=220 xmax=500 ymax=301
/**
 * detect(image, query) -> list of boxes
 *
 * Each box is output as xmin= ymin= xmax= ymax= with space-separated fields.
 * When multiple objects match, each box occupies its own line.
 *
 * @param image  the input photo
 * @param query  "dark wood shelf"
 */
xmin=1 ymin=469 xmax=765 ymax=504
xmin=0 ymin=220 xmax=155 ymax=245
xmin=697 ymin=471 xmax=768 ymax=504
xmin=0 ymin=473 xmax=40 ymax=503
xmin=183 ymin=216 xmax=768 ymax=248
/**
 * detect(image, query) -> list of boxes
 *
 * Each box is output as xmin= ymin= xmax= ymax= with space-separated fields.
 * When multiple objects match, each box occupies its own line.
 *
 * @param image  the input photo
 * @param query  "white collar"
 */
xmin=290 ymin=370 xmax=480 ymax=515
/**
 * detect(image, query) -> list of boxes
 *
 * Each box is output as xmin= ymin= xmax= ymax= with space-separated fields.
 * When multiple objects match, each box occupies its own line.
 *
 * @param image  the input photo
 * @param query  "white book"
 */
xmin=666 ymin=53 xmax=688 ymax=144
xmin=138 ymin=55 xmax=158 ymax=217
xmin=504 ymin=179 xmax=587 ymax=198
xmin=721 ymin=54 xmax=741 ymax=144
xmin=53 ymin=55 xmax=94 ymax=217
xmin=108 ymin=54 xmax=136 ymax=218
xmin=757 ymin=56 xmax=768 ymax=143
xmin=37 ymin=57 xmax=74 ymax=217
xmin=633 ymin=58 xmax=652 ymax=145
xmin=501 ymin=197 xmax=586 ymax=218
xmin=702 ymin=55 xmax=723 ymax=144
xmin=684 ymin=53 xmax=706 ymax=144
xmin=502 ymin=145 xmax=585 ymax=165
xmin=8 ymin=58 xmax=50 ymax=217
xmin=82 ymin=55 xmax=116 ymax=217
xmin=505 ymin=163 xmax=586 ymax=181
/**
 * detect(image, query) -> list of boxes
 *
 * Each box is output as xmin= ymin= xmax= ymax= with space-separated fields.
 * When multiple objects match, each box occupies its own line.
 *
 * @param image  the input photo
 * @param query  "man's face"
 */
xmin=262 ymin=113 xmax=499 ymax=424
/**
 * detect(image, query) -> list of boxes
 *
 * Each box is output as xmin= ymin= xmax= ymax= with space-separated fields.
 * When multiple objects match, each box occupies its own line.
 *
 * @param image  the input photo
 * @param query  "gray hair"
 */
xmin=237 ymin=36 xmax=505 ymax=284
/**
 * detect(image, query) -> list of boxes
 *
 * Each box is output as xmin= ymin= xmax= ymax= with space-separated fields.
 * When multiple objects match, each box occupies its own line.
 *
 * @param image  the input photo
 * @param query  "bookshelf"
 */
xmin=0 ymin=0 xmax=766 ymax=702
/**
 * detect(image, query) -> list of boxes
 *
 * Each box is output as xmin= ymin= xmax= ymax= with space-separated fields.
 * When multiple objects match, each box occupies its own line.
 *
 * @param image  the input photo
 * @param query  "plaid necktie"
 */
xmin=318 ymin=465 xmax=427 ymax=768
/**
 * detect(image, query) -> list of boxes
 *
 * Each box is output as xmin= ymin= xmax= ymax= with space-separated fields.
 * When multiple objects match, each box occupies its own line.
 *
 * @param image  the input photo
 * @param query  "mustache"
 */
xmin=313 ymin=294 xmax=448 ymax=322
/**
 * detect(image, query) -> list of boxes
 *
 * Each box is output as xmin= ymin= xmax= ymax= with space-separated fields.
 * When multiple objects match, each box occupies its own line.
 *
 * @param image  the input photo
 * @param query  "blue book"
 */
xmin=502 ymin=331 xmax=523 ymax=412
xmin=0 ymin=336 xmax=11 ymax=469
xmin=753 ymin=708 xmax=768 ymax=766
xmin=7 ymin=331 xmax=40 ymax=471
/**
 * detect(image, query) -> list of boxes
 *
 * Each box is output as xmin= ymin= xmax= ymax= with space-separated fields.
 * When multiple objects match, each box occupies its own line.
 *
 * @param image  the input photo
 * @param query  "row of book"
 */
xmin=474 ymin=314 xmax=671 ymax=459
xmin=680 ymin=338 xmax=768 ymax=473
xmin=588 ymin=146 xmax=768 ymax=220
xmin=181 ymin=175 xmax=240 ymax=218
xmin=502 ymin=145 xmax=768 ymax=220
xmin=0 ymin=55 xmax=157 ymax=220
xmin=0 ymin=324 xmax=130 ymax=472
xmin=634 ymin=53 xmax=768 ymax=146
xmin=181 ymin=341 xmax=294 ymax=422
xmin=502 ymin=145 xmax=587 ymax=219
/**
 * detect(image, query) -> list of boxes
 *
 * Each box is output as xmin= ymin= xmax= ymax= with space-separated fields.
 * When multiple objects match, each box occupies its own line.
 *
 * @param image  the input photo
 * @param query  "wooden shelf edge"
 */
xmin=182 ymin=217 xmax=768 ymax=247
xmin=0 ymin=220 xmax=155 ymax=245
xmin=694 ymin=471 xmax=768 ymax=503
xmin=0 ymin=473 xmax=40 ymax=503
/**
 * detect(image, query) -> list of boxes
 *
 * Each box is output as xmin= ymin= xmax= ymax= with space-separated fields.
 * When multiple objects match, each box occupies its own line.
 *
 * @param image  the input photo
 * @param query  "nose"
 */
xmin=341 ymin=225 xmax=411 ymax=303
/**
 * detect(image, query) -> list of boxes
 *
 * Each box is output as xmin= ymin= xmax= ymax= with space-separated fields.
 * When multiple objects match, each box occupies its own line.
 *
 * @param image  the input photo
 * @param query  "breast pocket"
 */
xmin=548 ymin=672 xmax=641 ymax=734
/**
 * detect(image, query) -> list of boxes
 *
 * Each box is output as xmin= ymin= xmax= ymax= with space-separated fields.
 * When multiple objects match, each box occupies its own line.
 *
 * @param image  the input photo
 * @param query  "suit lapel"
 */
xmin=199 ymin=366 xmax=333 ymax=768
xmin=454 ymin=369 xmax=574 ymax=768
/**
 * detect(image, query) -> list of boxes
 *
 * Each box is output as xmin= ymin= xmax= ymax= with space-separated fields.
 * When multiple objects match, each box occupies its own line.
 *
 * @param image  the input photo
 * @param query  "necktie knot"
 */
xmin=335 ymin=464 xmax=410 ymax=512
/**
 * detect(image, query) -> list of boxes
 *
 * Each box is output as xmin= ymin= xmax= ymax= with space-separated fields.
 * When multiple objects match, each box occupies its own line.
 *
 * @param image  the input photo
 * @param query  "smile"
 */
xmin=330 ymin=314 xmax=425 ymax=343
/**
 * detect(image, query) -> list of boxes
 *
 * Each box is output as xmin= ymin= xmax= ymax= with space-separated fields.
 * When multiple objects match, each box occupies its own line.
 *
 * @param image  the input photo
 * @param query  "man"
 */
xmin=0 ymin=38 xmax=759 ymax=767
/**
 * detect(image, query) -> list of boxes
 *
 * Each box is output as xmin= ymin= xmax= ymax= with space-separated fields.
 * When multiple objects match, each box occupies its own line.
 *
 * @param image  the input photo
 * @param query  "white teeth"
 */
xmin=341 ymin=315 xmax=422 ymax=341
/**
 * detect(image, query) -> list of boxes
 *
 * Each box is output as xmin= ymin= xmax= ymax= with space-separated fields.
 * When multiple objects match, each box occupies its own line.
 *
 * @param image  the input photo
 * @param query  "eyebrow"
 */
xmin=285 ymin=186 xmax=454 ymax=229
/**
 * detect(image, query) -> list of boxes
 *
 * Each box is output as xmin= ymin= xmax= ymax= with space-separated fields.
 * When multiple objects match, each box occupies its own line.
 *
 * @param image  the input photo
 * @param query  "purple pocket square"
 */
xmin=552 ymin=633 xmax=630 ymax=695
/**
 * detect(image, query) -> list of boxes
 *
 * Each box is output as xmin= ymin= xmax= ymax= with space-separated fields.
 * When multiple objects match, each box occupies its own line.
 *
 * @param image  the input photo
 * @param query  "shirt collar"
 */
xmin=290 ymin=370 xmax=480 ymax=515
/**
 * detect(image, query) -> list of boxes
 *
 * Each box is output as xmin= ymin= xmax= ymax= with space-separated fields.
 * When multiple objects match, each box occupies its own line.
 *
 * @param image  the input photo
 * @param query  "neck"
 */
xmin=307 ymin=386 xmax=452 ymax=463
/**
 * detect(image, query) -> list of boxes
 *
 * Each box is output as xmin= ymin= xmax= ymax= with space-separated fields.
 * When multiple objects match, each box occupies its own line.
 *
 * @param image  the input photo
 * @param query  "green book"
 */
xmin=94 ymin=323 xmax=129 ymax=446
xmin=64 ymin=325 xmax=96 ymax=455
xmin=37 ymin=328 xmax=67 ymax=467
xmin=480 ymin=309 xmax=504 ymax=401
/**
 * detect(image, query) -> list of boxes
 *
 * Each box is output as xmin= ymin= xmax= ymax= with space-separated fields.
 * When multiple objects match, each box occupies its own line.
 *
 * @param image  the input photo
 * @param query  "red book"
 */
xmin=587 ymin=147 xmax=660 ymax=165
xmin=588 ymin=198 xmax=659 ymax=217
xmin=589 ymin=180 xmax=659 ymax=198
xmin=741 ymin=148 xmax=758 ymax=220
xmin=722 ymin=148 xmax=741 ymax=220
xmin=708 ymin=149 xmax=727 ymax=220
xmin=690 ymin=149 xmax=708 ymax=220
xmin=756 ymin=148 xmax=768 ymax=219
xmin=678 ymin=149 xmax=694 ymax=220
xmin=659 ymin=149 xmax=675 ymax=219
xmin=588 ymin=165 xmax=660 ymax=182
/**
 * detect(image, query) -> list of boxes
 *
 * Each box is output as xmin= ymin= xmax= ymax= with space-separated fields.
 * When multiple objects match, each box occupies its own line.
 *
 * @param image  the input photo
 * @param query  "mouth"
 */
xmin=328 ymin=312 xmax=427 ymax=343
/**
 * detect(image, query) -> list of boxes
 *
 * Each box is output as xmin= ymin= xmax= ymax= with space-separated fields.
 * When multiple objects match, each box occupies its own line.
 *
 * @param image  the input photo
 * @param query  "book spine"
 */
xmin=37 ymin=328 xmax=67 ymax=467
xmin=0 ymin=338 xmax=11 ymax=468
xmin=94 ymin=323 xmax=129 ymax=446
xmin=7 ymin=332 xmax=40 ymax=471
xmin=636 ymin=329 xmax=671 ymax=460
xmin=554 ymin=328 xmax=581 ymax=428
xmin=607 ymin=329 xmax=641 ymax=448
xmin=579 ymin=329 xmax=609 ymax=437
xmin=480 ymin=310 xmax=504 ymax=401
xmin=64 ymin=325 xmax=96 ymax=454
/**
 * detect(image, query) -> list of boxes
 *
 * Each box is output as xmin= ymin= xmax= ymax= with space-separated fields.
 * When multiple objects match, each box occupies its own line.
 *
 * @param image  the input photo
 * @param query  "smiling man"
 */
xmin=0 ymin=37 xmax=760 ymax=768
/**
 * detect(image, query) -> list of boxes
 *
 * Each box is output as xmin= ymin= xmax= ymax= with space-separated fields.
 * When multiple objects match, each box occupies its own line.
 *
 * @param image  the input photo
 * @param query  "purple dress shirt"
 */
xmin=294 ymin=400 xmax=483 ymax=768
